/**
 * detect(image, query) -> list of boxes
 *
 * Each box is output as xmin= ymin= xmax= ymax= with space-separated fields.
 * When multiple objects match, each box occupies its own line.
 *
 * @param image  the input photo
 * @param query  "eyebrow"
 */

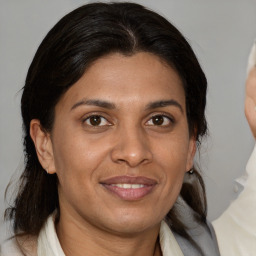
xmin=145 ymin=100 xmax=183 ymax=113
xmin=71 ymin=99 xmax=116 ymax=111
xmin=71 ymin=98 xmax=183 ymax=113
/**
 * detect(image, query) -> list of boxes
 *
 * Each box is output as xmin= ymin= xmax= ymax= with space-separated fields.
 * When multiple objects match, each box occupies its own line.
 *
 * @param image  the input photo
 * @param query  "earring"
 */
xmin=45 ymin=166 xmax=49 ymax=174
xmin=188 ymin=168 xmax=194 ymax=175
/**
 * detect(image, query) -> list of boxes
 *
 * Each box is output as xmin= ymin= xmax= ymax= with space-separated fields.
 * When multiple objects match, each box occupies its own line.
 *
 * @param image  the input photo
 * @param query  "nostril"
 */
xmin=110 ymin=144 xmax=152 ymax=167
xmin=110 ymin=128 xmax=153 ymax=167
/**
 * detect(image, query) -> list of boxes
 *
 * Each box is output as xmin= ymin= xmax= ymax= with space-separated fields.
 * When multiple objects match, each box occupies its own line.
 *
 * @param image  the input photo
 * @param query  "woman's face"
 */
xmin=47 ymin=52 xmax=195 ymax=235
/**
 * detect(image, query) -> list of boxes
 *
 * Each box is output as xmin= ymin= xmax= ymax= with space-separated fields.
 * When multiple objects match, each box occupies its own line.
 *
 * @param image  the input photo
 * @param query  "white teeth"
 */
xmin=111 ymin=184 xmax=145 ymax=189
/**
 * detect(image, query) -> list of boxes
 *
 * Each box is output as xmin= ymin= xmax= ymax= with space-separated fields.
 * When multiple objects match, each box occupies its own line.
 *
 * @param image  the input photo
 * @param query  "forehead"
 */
xmin=57 ymin=52 xmax=185 ymax=109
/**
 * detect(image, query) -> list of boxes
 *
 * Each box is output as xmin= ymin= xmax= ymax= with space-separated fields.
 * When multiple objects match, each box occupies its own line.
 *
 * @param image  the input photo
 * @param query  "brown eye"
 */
xmin=146 ymin=115 xmax=173 ymax=126
xmin=152 ymin=115 xmax=164 ymax=125
xmin=84 ymin=115 xmax=109 ymax=126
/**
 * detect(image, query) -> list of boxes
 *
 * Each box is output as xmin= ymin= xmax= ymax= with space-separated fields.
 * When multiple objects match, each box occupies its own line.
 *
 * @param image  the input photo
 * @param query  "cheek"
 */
xmin=53 ymin=136 xmax=108 ymax=211
xmin=52 ymin=131 xmax=110 ymax=186
xmin=155 ymin=135 xmax=191 ymax=173
xmin=154 ymin=135 xmax=190 ymax=199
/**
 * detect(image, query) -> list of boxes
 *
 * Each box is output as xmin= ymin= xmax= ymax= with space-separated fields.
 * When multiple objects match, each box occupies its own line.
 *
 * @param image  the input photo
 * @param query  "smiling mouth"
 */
xmin=100 ymin=176 xmax=157 ymax=200
xmin=110 ymin=184 xmax=146 ymax=189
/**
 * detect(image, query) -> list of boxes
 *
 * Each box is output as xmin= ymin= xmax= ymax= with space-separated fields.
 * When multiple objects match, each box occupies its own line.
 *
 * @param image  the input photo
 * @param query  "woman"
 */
xmin=1 ymin=2 xmax=220 ymax=255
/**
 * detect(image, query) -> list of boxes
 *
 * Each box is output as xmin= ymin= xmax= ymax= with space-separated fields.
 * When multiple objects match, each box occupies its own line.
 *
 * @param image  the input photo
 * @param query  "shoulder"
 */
xmin=1 ymin=236 xmax=37 ymax=256
xmin=173 ymin=220 xmax=220 ymax=256
xmin=212 ymin=144 xmax=256 ymax=256
xmin=1 ymin=238 xmax=23 ymax=256
xmin=167 ymin=197 xmax=220 ymax=256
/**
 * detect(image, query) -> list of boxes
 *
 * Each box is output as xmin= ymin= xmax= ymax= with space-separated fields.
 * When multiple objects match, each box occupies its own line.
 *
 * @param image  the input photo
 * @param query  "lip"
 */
xmin=100 ymin=176 xmax=157 ymax=201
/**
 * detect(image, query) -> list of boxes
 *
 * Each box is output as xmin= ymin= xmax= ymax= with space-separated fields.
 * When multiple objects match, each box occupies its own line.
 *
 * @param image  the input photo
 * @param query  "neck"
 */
xmin=56 ymin=210 xmax=162 ymax=256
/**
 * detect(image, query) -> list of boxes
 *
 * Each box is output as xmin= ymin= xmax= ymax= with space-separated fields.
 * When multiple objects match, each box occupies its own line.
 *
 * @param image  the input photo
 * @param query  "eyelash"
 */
xmin=82 ymin=114 xmax=111 ymax=127
xmin=81 ymin=113 xmax=175 ymax=128
xmin=146 ymin=114 xmax=175 ymax=127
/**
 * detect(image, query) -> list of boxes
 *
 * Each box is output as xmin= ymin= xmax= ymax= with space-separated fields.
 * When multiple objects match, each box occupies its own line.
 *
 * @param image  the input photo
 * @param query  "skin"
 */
xmin=245 ymin=67 xmax=256 ymax=139
xmin=30 ymin=52 xmax=196 ymax=256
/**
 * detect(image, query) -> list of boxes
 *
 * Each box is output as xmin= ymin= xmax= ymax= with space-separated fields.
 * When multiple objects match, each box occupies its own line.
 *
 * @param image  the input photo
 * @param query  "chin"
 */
xmin=102 ymin=209 xmax=161 ymax=235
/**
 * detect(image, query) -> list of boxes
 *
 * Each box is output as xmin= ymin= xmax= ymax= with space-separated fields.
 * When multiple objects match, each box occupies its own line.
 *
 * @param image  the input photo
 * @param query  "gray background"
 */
xmin=1 ymin=0 xmax=256 ymax=242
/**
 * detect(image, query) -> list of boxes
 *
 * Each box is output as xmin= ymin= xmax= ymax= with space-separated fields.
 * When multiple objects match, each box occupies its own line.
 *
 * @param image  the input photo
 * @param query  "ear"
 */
xmin=30 ymin=119 xmax=56 ymax=174
xmin=186 ymin=137 xmax=196 ymax=172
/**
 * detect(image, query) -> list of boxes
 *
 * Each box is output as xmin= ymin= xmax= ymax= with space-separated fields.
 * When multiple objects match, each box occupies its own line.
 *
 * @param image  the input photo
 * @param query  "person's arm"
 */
xmin=212 ymin=41 xmax=256 ymax=256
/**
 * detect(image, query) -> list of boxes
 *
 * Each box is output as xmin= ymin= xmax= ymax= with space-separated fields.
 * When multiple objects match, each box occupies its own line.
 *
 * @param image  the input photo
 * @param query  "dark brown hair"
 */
xmin=5 ymin=1 xmax=207 ymax=246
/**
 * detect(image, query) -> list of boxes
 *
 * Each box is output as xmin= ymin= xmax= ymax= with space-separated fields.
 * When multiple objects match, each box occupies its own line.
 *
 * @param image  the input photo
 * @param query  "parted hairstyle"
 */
xmin=5 ymin=1 xmax=208 ymax=244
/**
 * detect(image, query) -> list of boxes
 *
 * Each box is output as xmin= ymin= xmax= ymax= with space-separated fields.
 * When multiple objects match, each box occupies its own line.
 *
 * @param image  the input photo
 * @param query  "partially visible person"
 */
xmin=213 ymin=41 xmax=256 ymax=256
xmin=245 ymin=42 xmax=256 ymax=139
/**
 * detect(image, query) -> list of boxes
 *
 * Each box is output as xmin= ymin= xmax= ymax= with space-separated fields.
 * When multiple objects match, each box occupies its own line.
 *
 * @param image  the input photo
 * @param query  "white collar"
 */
xmin=159 ymin=221 xmax=184 ymax=256
xmin=37 ymin=214 xmax=65 ymax=256
xmin=37 ymin=215 xmax=184 ymax=256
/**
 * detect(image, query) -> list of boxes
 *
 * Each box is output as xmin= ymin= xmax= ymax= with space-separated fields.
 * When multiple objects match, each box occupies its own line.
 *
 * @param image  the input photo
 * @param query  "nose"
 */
xmin=110 ymin=126 xmax=153 ymax=167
